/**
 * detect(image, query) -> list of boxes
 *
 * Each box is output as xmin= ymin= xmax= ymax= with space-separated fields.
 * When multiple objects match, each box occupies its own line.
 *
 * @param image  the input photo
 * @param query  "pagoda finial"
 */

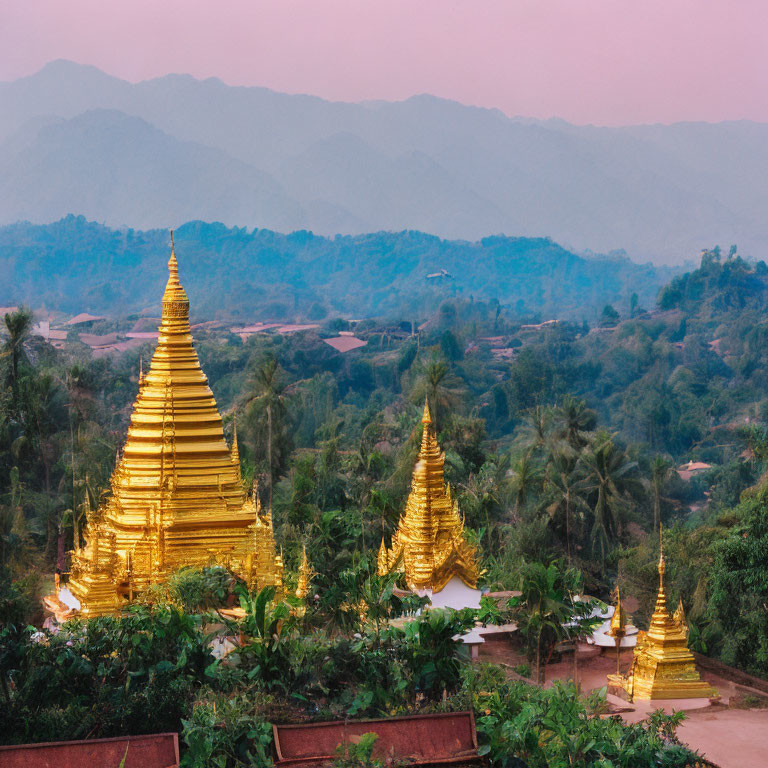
xmin=419 ymin=398 xmax=439 ymax=456
xmin=161 ymin=231 xmax=189 ymax=323
xmin=230 ymin=414 xmax=240 ymax=475
xmin=231 ymin=413 xmax=238 ymax=451
xmin=295 ymin=543 xmax=312 ymax=600
xmin=378 ymin=537 xmax=389 ymax=575
xmin=422 ymin=398 xmax=432 ymax=425
xmin=83 ymin=473 xmax=93 ymax=523
xmin=167 ymin=231 xmax=180 ymax=283
xmin=658 ymin=521 xmax=665 ymax=578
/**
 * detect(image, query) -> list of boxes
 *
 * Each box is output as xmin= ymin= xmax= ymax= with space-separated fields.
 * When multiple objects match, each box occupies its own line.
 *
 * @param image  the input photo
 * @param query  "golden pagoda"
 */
xmin=378 ymin=401 xmax=479 ymax=593
xmin=608 ymin=585 xmax=628 ymax=638
xmin=66 ymin=240 xmax=283 ymax=617
xmin=612 ymin=527 xmax=716 ymax=700
xmin=606 ymin=584 xmax=630 ymax=676
xmin=295 ymin=544 xmax=312 ymax=601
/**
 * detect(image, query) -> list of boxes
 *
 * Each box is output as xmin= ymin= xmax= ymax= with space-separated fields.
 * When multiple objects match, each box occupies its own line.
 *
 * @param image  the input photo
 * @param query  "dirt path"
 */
xmin=677 ymin=708 xmax=768 ymax=768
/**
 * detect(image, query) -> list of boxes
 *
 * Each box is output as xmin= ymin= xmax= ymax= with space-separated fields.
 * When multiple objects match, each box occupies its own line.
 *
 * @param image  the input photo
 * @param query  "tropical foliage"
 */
xmin=1 ymin=244 xmax=767 ymax=763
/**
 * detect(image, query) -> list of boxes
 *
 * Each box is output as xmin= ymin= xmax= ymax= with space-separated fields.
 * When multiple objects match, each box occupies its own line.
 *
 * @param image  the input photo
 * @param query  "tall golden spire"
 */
xmin=66 ymin=240 xmax=283 ymax=617
xmin=295 ymin=544 xmax=312 ymax=600
xmin=615 ymin=524 xmax=716 ymax=700
xmin=378 ymin=400 xmax=479 ymax=592
xmin=230 ymin=414 xmax=240 ymax=479
xmin=422 ymin=397 xmax=432 ymax=424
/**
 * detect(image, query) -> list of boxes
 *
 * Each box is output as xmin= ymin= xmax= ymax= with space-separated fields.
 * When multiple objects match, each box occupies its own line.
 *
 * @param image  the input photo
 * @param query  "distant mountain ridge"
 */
xmin=0 ymin=216 xmax=679 ymax=322
xmin=1 ymin=61 xmax=767 ymax=264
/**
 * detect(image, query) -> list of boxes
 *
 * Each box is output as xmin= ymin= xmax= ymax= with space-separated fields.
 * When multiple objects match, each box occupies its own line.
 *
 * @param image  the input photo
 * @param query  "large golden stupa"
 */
xmin=378 ymin=401 xmax=479 ymax=593
xmin=610 ymin=527 xmax=716 ymax=700
xmin=66 ymin=242 xmax=283 ymax=617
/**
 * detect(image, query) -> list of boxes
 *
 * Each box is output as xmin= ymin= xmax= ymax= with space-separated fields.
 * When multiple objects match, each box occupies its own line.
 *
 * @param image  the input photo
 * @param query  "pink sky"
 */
xmin=1 ymin=0 xmax=766 ymax=125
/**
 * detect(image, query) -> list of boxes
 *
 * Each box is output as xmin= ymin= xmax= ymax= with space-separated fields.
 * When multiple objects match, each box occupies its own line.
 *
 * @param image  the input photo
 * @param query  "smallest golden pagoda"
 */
xmin=378 ymin=401 xmax=479 ymax=602
xmin=611 ymin=526 xmax=716 ymax=701
xmin=606 ymin=584 xmax=631 ymax=676
xmin=295 ymin=544 xmax=313 ymax=601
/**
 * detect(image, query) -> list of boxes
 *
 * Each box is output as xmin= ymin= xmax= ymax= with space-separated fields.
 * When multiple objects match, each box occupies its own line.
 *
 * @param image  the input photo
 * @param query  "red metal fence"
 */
xmin=0 ymin=733 xmax=179 ymax=768
xmin=274 ymin=711 xmax=478 ymax=768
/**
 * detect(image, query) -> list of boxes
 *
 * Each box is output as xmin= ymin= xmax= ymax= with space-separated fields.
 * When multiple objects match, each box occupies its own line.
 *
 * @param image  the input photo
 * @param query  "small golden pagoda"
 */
xmin=612 ymin=527 xmax=716 ymax=700
xmin=608 ymin=585 xmax=628 ymax=638
xmin=378 ymin=401 xmax=479 ymax=593
xmin=67 ymin=241 xmax=283 ymax=617
xmin=295 ymin=544 xmax=312 ymax=601
xmin=606 ymin=584 xmax=630 ymax=676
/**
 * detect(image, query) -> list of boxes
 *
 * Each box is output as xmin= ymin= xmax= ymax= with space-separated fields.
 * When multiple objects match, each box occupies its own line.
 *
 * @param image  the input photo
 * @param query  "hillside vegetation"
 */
xmin=3 ymin=243 xmax=768 ymax=765
xmin=0 ymin=216 xmax=676 ymax=321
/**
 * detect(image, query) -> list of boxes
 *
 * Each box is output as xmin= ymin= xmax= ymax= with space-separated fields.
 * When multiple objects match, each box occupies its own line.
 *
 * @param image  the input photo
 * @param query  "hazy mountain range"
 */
xmin=1 ymin=60 xmax=767 ymax=264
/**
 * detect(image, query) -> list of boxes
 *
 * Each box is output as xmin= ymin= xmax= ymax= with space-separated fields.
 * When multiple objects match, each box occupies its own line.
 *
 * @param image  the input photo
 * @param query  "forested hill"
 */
xmin=0 ymin=216 xmax=678 ymax=322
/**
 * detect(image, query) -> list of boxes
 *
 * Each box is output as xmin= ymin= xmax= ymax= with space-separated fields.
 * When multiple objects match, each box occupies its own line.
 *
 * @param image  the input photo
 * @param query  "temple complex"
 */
xmin=64 ymin=241 xmax=283 ymax=617
xmin=610 ymin=527 xmax=716 ymax=701
xmin=378 ymin=401 xmax=480 ymax=608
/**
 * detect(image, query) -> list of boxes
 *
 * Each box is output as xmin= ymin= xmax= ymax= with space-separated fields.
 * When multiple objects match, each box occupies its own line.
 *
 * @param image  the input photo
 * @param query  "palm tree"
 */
xmin=510 ymin=561 xmax=596 ymax=684
xmin=508 ymin=451 xmax=543 ymax=520
xmin=2 ymin=307 xmax=33 ymax=409
xmin=516 ymin=405 xmax=553 ymax=458
xmin=410 ymin=356 xmax=463 ymax=427
xmin=650 ymin=455 xmax=674 ymax=534
xmin=244 ymin=356 xmax=288 ymax=511
xmin=544 ymin=453 xmax=589 ymax=562
xmin=459 ymin=456 xmax=511 ymax=549
xmin=0 ymin=468 xmax=32 ymax=575
xmin=579 ymin=433 xmax=640 ymax=566
xmin=553 ymin=395 xmax=596 ymax=451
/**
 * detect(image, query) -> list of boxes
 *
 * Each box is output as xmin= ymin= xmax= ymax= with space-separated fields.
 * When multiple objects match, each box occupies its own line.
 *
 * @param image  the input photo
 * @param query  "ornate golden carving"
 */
xmin=65 ymin=241 xmax=283 ymax=617
xmin=378 ymin=401 xmax=479 ymax=593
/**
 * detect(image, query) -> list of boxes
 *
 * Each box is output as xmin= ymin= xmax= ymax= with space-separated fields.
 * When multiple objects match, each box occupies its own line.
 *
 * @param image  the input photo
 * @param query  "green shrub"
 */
xmin=474 ymin=680 xmax=700 ymax=768
xmin=333 ymin=732 xmax=382 ymax=768
xmin=181 ymin=692 xmax=273 ymax=768
xmin=512 ymin=663 xmax=531 ymax=678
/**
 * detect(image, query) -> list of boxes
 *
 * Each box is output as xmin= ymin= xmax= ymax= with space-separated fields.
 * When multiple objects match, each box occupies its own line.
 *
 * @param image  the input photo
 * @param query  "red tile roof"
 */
xmin=66 ymin=313 xmax=106 ymax=325
xmin=79 ymin=332 xmax=119 ymax=348
xmin=322 ymin=336 xmax=367 ymax=353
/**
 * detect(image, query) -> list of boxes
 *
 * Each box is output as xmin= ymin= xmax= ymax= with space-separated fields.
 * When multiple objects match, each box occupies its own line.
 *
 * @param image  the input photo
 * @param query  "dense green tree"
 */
xmin=579 ymin=432 xmax=640 ymax=565
xmin=543 ymin=453 xmax=589 ymax=562
xmin=2 ymin=308 xmax=33 ymax=411
xmin=707 ymin=496 xmax=768 ymax=677
xmin=650 ymin=454 xmax=675 ymax=533
xmin=243 ymin=356 xmax=290 ymax=511
xmin=552 ymin=395 xmax=596 ymax=451
xmin=410 ymin=356 xmax=463 ymax=428
xmin=509 ymin=561 xmax=598 ymax=683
